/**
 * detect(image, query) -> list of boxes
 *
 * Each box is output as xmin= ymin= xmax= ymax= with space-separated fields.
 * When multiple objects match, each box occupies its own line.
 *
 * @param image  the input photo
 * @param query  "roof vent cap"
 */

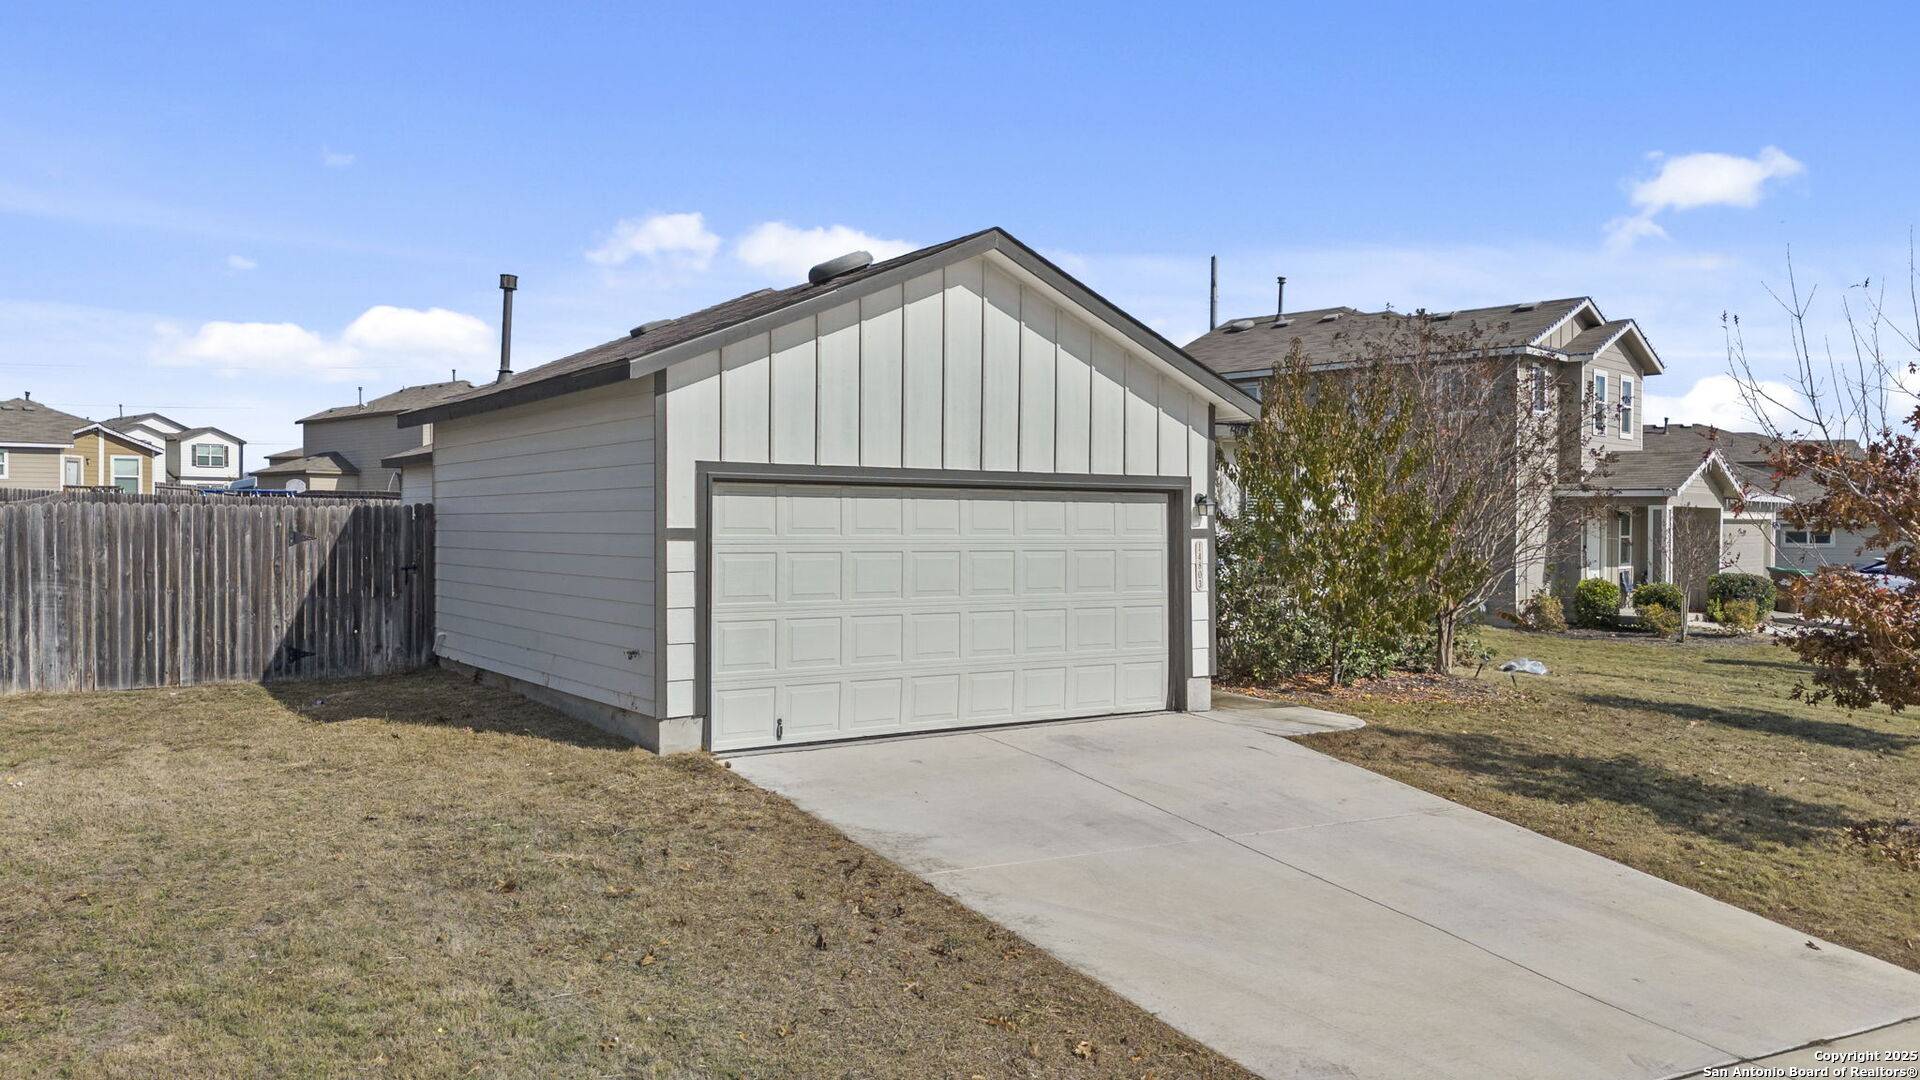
xmin=1223 ymin=318 xmax=1258 ymax=333
xmin=1512 ymin=302 xmax=1537 ymax=312
xmin=808 ymin=250 xmax=873 ymax=286
xmin=1269 ymin=318 xmax=1293 ymax=329
xmin=629 ymin=318 xmax=673 ymax=338
xmin=1430 ymin=310 xmax=1455 ymax=321
xmin=1318 ymin=313 xmax=1342 ymax=323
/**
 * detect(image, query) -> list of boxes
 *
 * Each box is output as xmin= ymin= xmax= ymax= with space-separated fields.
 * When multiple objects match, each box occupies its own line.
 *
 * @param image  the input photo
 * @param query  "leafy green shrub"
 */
xmin=1572 ymin=578 xmax=1622 ymax=628
xmin=1631 ymin=581 xmax=1686 ymax=614
xmin=1638 ymin=602 xmax=1683 ymax=638
xmin=1520 ymin=591 xmax=1567 ymax=632
xmin=1709 ymin=572 xmax=1776 ymax=614
xmin=1718 ymin=598 xmax=1762 ymax=632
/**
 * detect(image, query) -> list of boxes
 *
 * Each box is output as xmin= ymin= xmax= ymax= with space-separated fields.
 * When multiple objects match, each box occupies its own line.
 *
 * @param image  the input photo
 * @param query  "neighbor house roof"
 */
xmin=71 ymin=422 xmax=164 ymax=455
xmin=173 ymin=425 xmax=247 ymax=445
xmin=1184 ymin=298 xmax=1595 ymax=377
xmin=380 ymin=444 xmax=433 ymax=467
xmin=1560 ymin=319 xmax=1638 ymax=357
xmin=0 ymin=397 xmax=91 ymax=446
xmin=252 ymin=451 xmax=359 ymax=477
xmin=301 ymin=380 xmax=474 ymax=424
xmin=399 ymin=227 xmax=1261 ymax=428
xmin=1571 ymin=444 xmax=1741 ymax=498
xmin=1642 ymin=424 xmax=1862 ymax=502
xmin=264 ymin=447 xmax=307 ymax=463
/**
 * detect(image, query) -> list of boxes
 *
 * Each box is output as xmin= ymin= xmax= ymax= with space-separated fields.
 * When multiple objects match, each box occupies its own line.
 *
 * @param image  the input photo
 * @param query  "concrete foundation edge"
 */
xmin=436 ymin=657 xmax=703 ymax=754
xmin=1185 ymin=676 xmax=1213 ymax=712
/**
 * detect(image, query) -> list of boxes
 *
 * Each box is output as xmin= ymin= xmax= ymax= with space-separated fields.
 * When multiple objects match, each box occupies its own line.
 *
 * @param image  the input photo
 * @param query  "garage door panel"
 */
xmin=850 ymin=615 xmax=904 ymax=664
xmin=967 ymin=550 xmax=1016 ymax=595
xmin=908 ymin=550 xmax=962 ymax=597
xmin=783 ymin=682 xmax=843 ymax=737
xmin=714 ymin=618 xmax=778 ymax=674
xmin=714 ymin=551 xmax=777 ymax=604
xmin=783 ymin=616 xmax=842 ymax=668
xmin=784 ymin=551 xmax=842 ymax=602
xmin=1070 ymin=549 xmax=1118 ymax=593
xmin=710 ymin=483 xmax=1172 ymax=750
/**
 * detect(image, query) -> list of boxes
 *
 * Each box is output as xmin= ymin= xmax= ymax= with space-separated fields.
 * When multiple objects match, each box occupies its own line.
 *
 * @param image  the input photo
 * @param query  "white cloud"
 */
xmin=586 ymin=211 xmax=721 ymax=268
xmin=225 ymin=254 xmax=257 ymax=272
xmin=734 ymin=222 xmax=915 ymax=282
xmin=1642 ymin=372 xmax=1809 ymax=433
xmin=321 ymin=148 xmax=356 ymax=169
xmin=340 ymin=305 xmax=491 ymax=356
xmin=1608 ymin=147 xmax=1803 ymax=250
xmin=155 ymin=305 xmax=490 ymax=383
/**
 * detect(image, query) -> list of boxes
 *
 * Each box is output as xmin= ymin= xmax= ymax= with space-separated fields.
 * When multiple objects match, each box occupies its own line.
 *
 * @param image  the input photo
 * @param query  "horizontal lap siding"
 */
xmin=663 ymin=252 xmax=1215 ymax=716
xmin=434 ymin=379 xmax=656 ymax=715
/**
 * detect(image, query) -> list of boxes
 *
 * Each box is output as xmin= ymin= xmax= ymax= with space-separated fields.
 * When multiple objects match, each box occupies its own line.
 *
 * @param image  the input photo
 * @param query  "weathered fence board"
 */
xmin=0 ymin=497 xmax=433 ymax=694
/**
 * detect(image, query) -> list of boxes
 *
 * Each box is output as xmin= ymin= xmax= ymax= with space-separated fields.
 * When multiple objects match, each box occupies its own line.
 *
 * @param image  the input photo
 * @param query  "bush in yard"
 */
xmin=1631 ymin=582 xmax=1686 ymax=614
xmin=1718 ymin=598 xmax=1762 ymax=632
xmin=1638 ymin=602 xmax=1683 ymax=639
xmin=1572 ymin=578 xmax=1622 ymax=628
xmin=1709 ymin=572 xmax=1777 ymax=614
xmin=1520 ymin=591 xmax=1567 ymax=632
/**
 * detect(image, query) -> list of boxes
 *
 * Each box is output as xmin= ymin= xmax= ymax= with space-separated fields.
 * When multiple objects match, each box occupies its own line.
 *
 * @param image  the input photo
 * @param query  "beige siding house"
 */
xmin=0 ymin=398 xmax=160 ymax=493
xmin=1185 ymin=297 xmax=1785 ymax=612
xmin=402 ymin=228 xmax=1257 ymax=753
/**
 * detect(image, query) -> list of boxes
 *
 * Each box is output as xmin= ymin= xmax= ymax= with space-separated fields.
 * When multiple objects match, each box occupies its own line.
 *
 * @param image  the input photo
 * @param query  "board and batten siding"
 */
xmin=433 ymin=378 xmax=657 ymax=716
xmin=660 ymin=252 xmax=1214 ymax=721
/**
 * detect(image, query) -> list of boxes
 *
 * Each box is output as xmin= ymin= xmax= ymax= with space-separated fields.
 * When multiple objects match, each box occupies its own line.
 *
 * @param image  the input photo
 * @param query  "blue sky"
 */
xmin=3 ymin=1 xmax=1916 ymax=460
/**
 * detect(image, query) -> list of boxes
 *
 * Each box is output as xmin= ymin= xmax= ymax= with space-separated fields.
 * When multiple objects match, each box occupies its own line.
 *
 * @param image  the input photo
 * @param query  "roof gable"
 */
xmin=401 ymin=228 xmax=1259 ymax=427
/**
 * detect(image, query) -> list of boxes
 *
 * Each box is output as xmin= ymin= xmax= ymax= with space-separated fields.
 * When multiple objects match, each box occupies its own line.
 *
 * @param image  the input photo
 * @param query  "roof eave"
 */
xmin=404 ymin=227 xmax=1258 ymax=427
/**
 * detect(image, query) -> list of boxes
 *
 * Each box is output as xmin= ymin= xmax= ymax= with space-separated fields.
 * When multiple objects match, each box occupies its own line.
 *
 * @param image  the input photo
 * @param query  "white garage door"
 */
xmin=708 ymin=483 xmax=1172 ymax=751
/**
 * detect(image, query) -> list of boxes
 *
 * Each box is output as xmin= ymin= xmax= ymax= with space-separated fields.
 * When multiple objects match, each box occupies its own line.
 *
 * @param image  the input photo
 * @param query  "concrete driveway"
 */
xmin=733 ymin=710 xmax=1920 ymax=1080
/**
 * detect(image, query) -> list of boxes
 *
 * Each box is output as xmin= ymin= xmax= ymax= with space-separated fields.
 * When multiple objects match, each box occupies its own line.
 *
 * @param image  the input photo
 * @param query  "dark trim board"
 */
xmin=691 ymin=462 xmax=1196 ymax=752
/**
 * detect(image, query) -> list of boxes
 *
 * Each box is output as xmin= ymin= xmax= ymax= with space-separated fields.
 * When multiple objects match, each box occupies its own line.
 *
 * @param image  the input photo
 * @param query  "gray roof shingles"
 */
xmin=403 ymin=230 xmax=995 ymax=425
xmin=0 ymin=398 xmax=92 ymax=445
xmin=1185 ymin=298 xmax=1591 ymax=377
xmin=301 ymin=380 xmax=475 ymax=424
xmin=253 ymin=451 xmax=358 ymax=477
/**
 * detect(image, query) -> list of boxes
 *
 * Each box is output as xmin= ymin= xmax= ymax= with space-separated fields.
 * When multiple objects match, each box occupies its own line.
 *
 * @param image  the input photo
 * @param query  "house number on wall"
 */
xmin=1192 ymin=538 xmax=1208 ymax=594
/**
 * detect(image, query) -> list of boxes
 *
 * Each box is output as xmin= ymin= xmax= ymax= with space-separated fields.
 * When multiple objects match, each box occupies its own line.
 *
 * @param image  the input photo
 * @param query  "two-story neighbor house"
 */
xmin=251 ymin=380 xmax=470 ymax=494
xmin=1185 ymin=298 xmax=1763 ymax=611
xmin=101 ymin=412 xmax=247 ymax=489
xmin=0 ymin=396 xmax=162 ymax=493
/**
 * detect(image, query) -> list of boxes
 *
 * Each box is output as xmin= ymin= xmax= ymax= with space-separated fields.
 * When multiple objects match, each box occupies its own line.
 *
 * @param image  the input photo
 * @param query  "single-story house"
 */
xmin=250 ymin=451 xmax=359 ymax=492
xmin=0 ymin=397 xmax=162 ymax=493
xmin=400 ymin=227 xmax=1258 ymax=753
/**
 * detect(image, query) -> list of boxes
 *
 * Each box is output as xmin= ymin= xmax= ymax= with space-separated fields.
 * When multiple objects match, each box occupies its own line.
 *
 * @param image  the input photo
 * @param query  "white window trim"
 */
xmin=1620 ymin=376 xmax=1635 ymax=436
xmin=109 ymin=454 xmax=142 ymax=493
xmin=1782 ymin=528 xmax=1834 ymax=546
xmin=0 ymin=448 xmax=8 ymax=479
xmin=191 ymin=442 xmax=229 ymax=468
xmin=1617 ymin=510 xmax=1634 ymax=565
xmin=1593 ymin=371 xmax=1609 ymax=434
xmin=1530 ymin=364 xmax=1550 ymax=414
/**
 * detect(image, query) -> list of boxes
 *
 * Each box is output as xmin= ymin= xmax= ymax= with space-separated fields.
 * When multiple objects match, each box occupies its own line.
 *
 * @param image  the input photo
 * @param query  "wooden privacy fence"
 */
xmin=0 ymin=497 xmax=434 ymax=693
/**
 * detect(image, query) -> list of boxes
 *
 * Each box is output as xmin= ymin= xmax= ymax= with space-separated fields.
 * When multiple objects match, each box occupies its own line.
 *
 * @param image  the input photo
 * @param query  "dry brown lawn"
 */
xmin=1294 ymin=628 xmax=1920 ymax=972
xmin=0 ymin=670 xmax=1249 ymax=1079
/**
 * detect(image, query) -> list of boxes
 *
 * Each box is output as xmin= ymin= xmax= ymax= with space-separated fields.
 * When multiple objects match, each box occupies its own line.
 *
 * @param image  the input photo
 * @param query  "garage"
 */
xmin=403 ymin=227 xmax=1259 ymax=752
xmin=706 ymin=481 xmax=1179 ymax=750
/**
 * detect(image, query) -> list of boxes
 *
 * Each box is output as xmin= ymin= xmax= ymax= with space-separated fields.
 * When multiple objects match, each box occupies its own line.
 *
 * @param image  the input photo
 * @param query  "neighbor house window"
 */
xmin=1593 ymin=372 xmax=1608 ymax=434
xmin=1530 ymin=364 xmax=1550 ymax=413
xmin=1620 ymin=377 xmax=1635 ymax=436
xmin=1783 ymin=529 xmax=1834 ymax=546
xmin=110 ymin=456 xmax=140 ymax=494
xmin=192 ymin=443 xmax=228 ymax=468
xmin=0 ymin=449 xmax=8 ymax=479
xmin=1618 ymin=511 xmax=1633 ymax=565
